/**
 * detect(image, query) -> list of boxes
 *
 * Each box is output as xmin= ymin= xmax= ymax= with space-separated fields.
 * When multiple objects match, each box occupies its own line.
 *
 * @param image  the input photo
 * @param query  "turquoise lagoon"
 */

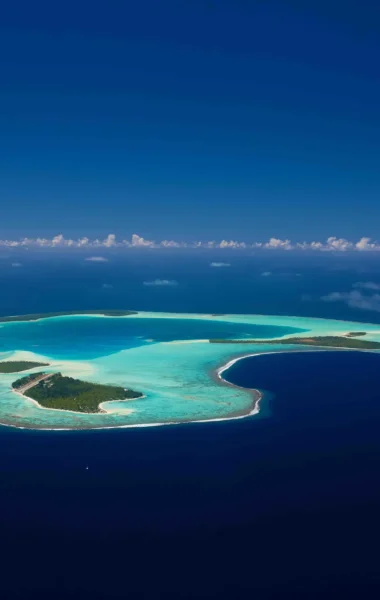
xmin=1 ymin=311 xmax=380 ymax=430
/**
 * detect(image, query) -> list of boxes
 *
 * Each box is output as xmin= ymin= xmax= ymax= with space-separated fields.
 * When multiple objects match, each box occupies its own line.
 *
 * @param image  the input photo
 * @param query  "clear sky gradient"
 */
xmin=1 ymin=0 xmax=379 ymax=241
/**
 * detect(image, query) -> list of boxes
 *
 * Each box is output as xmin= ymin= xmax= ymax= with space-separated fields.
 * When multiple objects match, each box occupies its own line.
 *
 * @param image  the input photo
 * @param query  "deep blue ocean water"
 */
xmin=1 ymin=252 xmax=380 ymax=599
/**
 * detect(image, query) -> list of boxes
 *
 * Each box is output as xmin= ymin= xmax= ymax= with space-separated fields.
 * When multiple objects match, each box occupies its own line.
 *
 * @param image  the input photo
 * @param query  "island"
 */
xmin=209 ymin=335 xmax=380 ymax=350
xmin=1 ymin=311 xmax=380 ymax=430
xmin=0 ymin=310 xmax=138 ymax=323
xmin=343 ymin=331 xmax=367 ymax=337
xmin=0 ymin=361 xmax=50 ymax=373
xmin=12 ymin=372 xmax=143 ymax=413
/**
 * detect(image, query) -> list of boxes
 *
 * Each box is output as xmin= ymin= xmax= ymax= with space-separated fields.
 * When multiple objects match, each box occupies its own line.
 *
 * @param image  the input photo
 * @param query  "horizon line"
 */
xmin=0 ymin=233 xmax=379 ymax=252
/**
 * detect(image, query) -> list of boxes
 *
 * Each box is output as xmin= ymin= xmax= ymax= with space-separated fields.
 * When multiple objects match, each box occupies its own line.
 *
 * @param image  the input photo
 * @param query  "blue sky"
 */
xmin=1 ymin=0 xmax=379 ymax=241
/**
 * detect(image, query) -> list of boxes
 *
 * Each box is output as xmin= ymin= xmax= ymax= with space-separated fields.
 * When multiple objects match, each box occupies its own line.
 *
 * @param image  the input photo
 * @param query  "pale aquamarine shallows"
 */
xmin=1 ymin=311 xmax=380 ymax=430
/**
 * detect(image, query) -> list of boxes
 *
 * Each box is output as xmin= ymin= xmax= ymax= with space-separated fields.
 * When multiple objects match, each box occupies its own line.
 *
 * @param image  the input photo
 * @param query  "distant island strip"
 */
xmin=209 ymin=334 xmax=380 ymax=350
xmin=0 ymin=361 xmax=50 ymax=373
xmin=0 ymin=310 xmax=138 ymax=323
xmin=343 ymin=331 xmax=367 ymax=337
xmin=12 ymin=372 xmax=143 ymax=413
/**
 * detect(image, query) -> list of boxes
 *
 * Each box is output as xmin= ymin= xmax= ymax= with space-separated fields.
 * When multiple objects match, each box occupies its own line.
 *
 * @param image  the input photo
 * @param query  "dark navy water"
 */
xmin=224 ymin=349 xmax=380 ymax=419
xmin=2 ymin=252 xmax=380 ymax=599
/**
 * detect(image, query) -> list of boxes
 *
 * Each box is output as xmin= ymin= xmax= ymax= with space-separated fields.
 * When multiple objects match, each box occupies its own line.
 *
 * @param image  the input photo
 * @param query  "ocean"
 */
xmin=1 ymin=251 xmax=380 ymax=599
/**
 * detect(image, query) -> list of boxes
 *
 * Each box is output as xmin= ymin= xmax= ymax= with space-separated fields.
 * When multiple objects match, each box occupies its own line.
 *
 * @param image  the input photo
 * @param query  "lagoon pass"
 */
xmin=1 ymin=311 xmax=380 ymax=430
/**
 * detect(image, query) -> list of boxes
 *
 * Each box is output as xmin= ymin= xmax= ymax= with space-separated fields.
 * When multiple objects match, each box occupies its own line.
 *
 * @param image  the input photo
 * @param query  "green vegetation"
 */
xmin=0 ymin=310 xmax=138 ymax=323
xmin=12 ymin=372 xmax=143 ymax=413
xmin=12 ymin=372 xmax=47 ymax=389
xmin=0 ymin=361 xmax=49 ymax=373
xmin=209 ymin=336 xmax=380 ymax=350
xmin=344 ymin=331 xmax=367 ymax=337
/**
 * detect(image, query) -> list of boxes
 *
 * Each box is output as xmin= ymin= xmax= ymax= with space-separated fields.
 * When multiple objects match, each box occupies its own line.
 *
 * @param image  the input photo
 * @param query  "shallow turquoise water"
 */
xmin=1 ymin=311 xmax=380 ymax=430
xmin=0 ymin=315 xmax=306 ymax=359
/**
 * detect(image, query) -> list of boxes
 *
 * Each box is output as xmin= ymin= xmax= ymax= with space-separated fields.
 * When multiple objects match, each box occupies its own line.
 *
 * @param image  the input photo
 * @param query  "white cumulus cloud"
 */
xmin=2 ymin=233 xmax=380 ymax=252
xmin=297 ymin=241 xmax=325 ymax=250
xmin=353 ymin=281 xmax=380 ymax=291
xmin=264 ymin=238 xmax=293 ymax=250
xmin=132 ymin=234 xmax=156 ymax=247
xmin=77 ymin=237 xmax=89 ymax=247
xmin=102 ymin=234 xmax=117 ymax=247
xmin=51 ymin=234 xmax=65 ymax=246
xmin=219 ymin=240 xmax=246 ymax=249
xmin=355 ymin=237 xmax=380 ymax=251
xmin=85 ymin=256 xmax=109 ymax=262
xmin=143 ymin=279 xmax=178 ymax=287
xmin=160 ymin=240 xmax=185 ymax=248
xmin=325 ymin=237 xmax=353 ymax=251
xmin=210 ymin=262 xmax=231 ymax=268
xmin=322 ymin=290 xmax=380 ymax=312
